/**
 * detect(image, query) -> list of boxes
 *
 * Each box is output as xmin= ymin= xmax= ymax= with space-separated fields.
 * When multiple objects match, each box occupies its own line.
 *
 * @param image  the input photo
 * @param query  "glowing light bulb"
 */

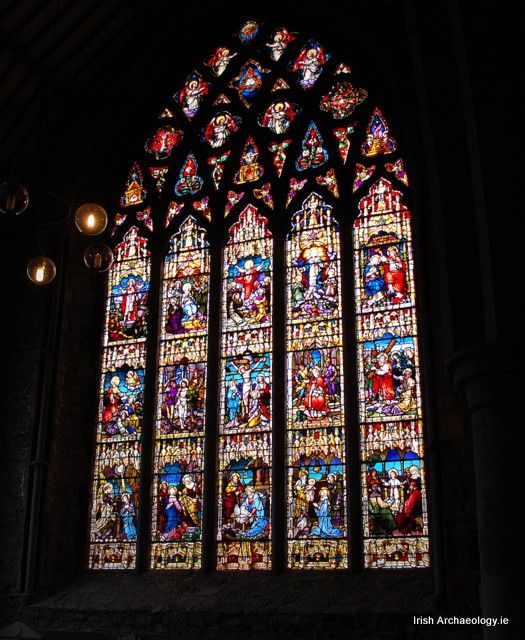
xmin=75 ymin=203 xmax=107 ymax=235
xmin=27 ymin=256 xmax=56 ymax=285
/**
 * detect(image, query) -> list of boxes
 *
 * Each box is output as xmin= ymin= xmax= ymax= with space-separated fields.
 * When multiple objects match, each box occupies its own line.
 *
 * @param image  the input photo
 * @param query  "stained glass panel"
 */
xmin=88 ymin=227 xmax=150 ymax=569
xmin=174 ymin=153 xmax=203 ymax=197
xmin=286 ymin=193 xmax=348 ymax=569
xmin=258 ymin=101 xmax=300 ymax=135
xmin=136 ymin=207 xmax=153 ymax=232
xmin=207 ymin=151 xmax=231 ymax=189
xmin=268 ymin=140 xmax=291 ymax=177
xmin=353 ymin=163 xmax=376 ymax=192
xmin=266 ymin=28 xmax=295 ymax=61
xmin=205 ymin=47 xmax=238 ymax=77
xmin=271 ymin=78 xmax=290 ymax=92
xmin=202 ymin=112 xmax=242 ymax=148
xmin=193 ymin=197 xmax=212 ymax=222
xmin=334 ymin=63 xmax=352 ymax=75
xmin=286 ymin=178 xmax=308 ymax=208
xmin=385 ymin=158 xmax=409 ymax=186
xmin=120 ymin=163 xmax=147 ymax=207
xmin=213 ymin=93 xmax=231 ymax=105
xmin=224 ymin=190 xmax=245 ymax=218
xmin=333 ymin=125 xmax=356 ymax=164
xmin=290 ymin=40 xmax=330 ymax=89
xmin=151 ymin=216 xmax=210 ymax=569
xmin=166 ymin=202 xmax=184 ymax=228
xmin=361 ymin=108 xmax=397 ymax=157
xmin=239 ymin=21 xmax=260 ymax=43
xmin=354 ymin=178 xmax=429 ymax=568
xmin=217 ymin=204 xmax=272 ymax=570
xmin=149 ymin=166 xmax=169 ymax=194
xmin=174 ymin=71 xmax=210 ymax=120
xmin=230 ymin=60 xmax=270 ymax=108
xmin=253 ymin=183 xmax=274 ymax=210
xmin=319 ymin=82 xmax=367 ymax=119
xmin=296 ymin=122 xmax=328 ymax=171
xmin=316 ymin=168 xmax=339 ymax=198
xmin=111 ymin=213 xmax=127 ymax=237
xmin=234 ymin=137 xmax=264 ymax=185
xmin=144 ymin=127 xmax=183 ymax=160
xmin=159 ymin=107 xmax=175 ymax=118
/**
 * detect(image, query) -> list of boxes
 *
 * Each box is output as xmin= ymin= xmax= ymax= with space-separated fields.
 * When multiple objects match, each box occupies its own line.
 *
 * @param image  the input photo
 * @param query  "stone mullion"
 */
xmin=135 ymin=231 xmax=162 ymax=572
xmin=201 ymin=214 xmax=223 ymax=572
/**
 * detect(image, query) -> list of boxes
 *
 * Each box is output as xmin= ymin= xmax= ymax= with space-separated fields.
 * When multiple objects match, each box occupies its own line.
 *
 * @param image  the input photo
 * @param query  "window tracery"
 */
xmin=88 ymin=20 xmax=429 ymax=571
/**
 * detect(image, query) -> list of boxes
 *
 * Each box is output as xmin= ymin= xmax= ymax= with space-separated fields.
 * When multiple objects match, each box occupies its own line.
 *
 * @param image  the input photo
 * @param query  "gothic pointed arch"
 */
xmin=88 ymin=20 xmax=429 ymax=571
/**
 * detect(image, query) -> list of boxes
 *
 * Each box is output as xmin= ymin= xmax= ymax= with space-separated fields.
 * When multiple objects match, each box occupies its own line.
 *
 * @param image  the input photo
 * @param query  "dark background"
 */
xmin=0 ymin=1 xmax=520 ymax=639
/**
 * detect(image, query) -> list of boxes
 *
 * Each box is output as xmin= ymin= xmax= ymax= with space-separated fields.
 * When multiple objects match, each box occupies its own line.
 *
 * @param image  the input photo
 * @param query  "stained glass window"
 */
xmin=353 ymin=178 xmax=429 ymax=568
xmin=151 ymin=216 xmax=209 ymax=569
xmin=217 ymin=204 xmax=273 ymax=570
xmin=91 ymin=21 xmax=431 ymax=574
xmin=88 ymin=226 xmax=150 ymax=569
xmin=286 ymin=193 xmax=348 ymax=569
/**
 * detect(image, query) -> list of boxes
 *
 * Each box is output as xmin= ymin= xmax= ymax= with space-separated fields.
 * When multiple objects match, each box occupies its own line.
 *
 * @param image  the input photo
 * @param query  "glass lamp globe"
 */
xmin=27 ymin=256 xmax=56 ymax=285
xmin=75 ymin=203 xmax=108 ymax=235
xmin=0 ymin=180 xmax=30 ymax=215
xmin=84 ymin=242 xmax=114 ymax=272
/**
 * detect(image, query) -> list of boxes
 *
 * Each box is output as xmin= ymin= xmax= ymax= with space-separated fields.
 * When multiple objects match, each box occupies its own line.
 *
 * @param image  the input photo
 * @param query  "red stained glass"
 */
xmin=174 ymin=71 xmax=210 ymax=120
xmin=268 ymin=139 xmax=291 ymax=177
xmin=316 ymin=168 xmax=339 ymax=198
xmin=224 ymin=190 xmax=244 ymax=217
xmin=286 ymin=177 xmax=308 ymax=208
xmin=266 ymin=28 xmax=296 ymax=61
xmin=354 ymin=179 xmax=429 ymax=568
xmin=145 ymin=126 xmax=183 ymax=160
xmin=258 ymin=101 xmax=300 ymax=135
xmin=319 ymin=82 xmax=368 ymax=119
xmin=253 ymin=183 xmax=274 ymax=210
xmin=202 ymin=112 xmax=241 ymax=148
xmin=290 ymin=40 xmax=330 ymax=90
xmin=149 ymin=166 xmax=169 ymax=194
xmin=385 ymin=158 xmax=409 ymax=186
xmin=205 ymin=46 xmax=238 ymax=77
xmin=333 ymin=125 xmax=356 ymax=164
xmin=353 ymin=163 xmax=376 ymax=192
xmin=207 ymin=151 xmax=231 ymax=189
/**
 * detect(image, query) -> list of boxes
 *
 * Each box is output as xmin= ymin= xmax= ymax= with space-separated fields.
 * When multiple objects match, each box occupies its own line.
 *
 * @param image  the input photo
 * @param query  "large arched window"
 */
xmin=88 ymin=21 xmax=429 ymax=571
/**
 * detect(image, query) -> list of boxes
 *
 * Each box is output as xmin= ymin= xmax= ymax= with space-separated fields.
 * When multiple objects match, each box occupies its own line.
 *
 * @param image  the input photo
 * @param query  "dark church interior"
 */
xmin=0 ymin=1 xmax=521 ymax=639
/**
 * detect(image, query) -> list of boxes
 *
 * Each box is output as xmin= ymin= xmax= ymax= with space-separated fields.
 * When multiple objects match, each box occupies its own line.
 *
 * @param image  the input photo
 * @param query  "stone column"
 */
xmin=447 ymin=344 xmax=522 ymax=639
